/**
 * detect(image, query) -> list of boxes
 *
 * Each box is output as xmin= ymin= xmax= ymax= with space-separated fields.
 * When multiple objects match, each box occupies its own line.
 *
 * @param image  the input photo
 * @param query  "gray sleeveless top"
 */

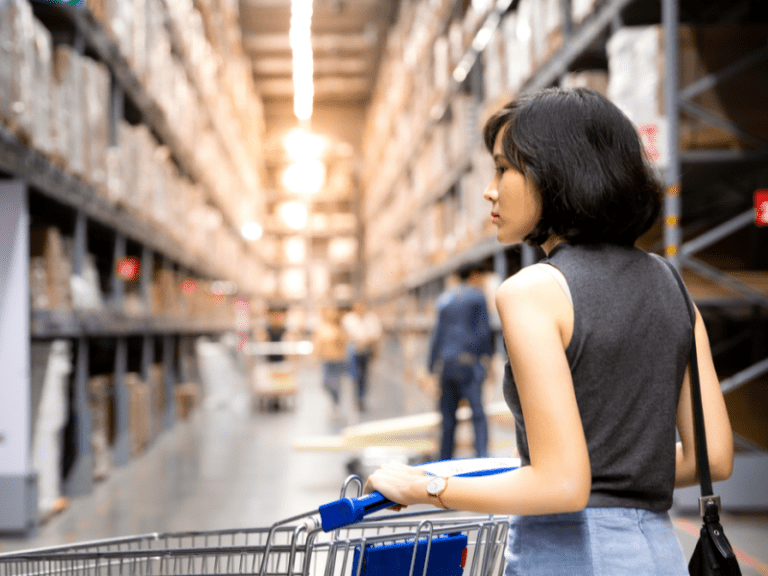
xmin=502 ymin=243 xmax=693 ymax=511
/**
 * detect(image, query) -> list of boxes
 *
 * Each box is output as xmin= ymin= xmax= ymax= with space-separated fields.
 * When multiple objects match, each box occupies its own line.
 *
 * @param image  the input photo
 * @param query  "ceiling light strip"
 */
xmin=291 ymin=0 xmax=314 ymax=120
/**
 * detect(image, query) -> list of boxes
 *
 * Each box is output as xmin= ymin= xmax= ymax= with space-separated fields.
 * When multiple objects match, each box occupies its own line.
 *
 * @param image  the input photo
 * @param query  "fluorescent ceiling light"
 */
xmin=291 ymin=0 xmax=314 ymax=120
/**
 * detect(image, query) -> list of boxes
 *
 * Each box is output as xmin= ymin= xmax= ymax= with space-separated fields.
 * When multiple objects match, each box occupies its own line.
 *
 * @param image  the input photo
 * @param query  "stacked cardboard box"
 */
xmin=50 ymin=46 xmax=84 ymax=175
xmin=29 ymin=227 xmax=73 ymax=311
xmin=125 ymin=373 xmax=150 ymax=455
xmin=561 ymin=70 xmax=610 ymax=96
xmin=0 ymin=0 xmax=34 ymax=141
xmin=31 ymin=19 xmax=53 ymax=157
xmin=175 ymin=382 xmax=200 ymax=420
xmin=153 ymin=268 xmax=182 ymax=317
xmin=82 ymin=58 xmax=110 ymax=195
xmin=89 ymin=375 xmax=113 ymax=481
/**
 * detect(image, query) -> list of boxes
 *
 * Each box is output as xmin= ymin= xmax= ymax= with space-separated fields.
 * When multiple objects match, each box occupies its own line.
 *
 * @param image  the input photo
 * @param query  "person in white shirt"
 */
xmin=341 ymin=300 xmax=382 ymax=412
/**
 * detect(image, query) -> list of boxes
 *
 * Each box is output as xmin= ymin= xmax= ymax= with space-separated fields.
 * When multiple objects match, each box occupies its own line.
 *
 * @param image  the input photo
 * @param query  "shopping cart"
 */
xmin=0 ymin=458 xmax=518 ymax=576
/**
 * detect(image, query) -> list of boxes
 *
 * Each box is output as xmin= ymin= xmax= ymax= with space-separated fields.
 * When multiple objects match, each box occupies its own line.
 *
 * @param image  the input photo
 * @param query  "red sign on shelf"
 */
xmin=116 ymin=257 xmax=140 ymax=281
xmin=756 ymin=190 xmax=768 ymax=227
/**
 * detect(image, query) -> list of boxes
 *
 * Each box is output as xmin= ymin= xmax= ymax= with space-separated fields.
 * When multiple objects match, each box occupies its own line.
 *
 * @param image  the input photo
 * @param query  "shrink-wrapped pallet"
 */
xmin=82 ymin=58 xmax=110 ymax=194
xmin=561 ymin=70 xmax=609 ymax=96
xmin=104 ymin=0 xmax=132 ymax=60
xmin=31 ymin=20 xmax=53 ymax=157
xmin=70 ymin=254 xmax=105 ymax=311
xmin=0 ymin=0 xmax=34 ymax=141
xmin=51 ymin=46 xmax=84 ymax=176
xmin=572 ymin=0 xmax=599 ymax=25
xmin=31 ymin=340 xmax=71 ymax=519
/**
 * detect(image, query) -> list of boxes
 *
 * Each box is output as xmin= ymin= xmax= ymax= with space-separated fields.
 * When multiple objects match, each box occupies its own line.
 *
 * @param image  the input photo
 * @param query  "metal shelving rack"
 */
xmin=0 ymin=2 xmax=265 ymax=534
xmin=659 ymin=0 xmax=768 ymax=509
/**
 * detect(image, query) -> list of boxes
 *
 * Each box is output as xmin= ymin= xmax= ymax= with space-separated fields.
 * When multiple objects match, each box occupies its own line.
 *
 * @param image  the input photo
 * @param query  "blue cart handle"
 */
xmin=319 ymin=492 xmax=393 ymax=531
xmin=318 ymin=457 xmax=519 ymax=532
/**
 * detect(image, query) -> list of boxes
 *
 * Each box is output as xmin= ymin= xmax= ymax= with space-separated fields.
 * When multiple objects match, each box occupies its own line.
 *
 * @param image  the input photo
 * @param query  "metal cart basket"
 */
xmin=0 ymin=462 xmax=516 ymax=576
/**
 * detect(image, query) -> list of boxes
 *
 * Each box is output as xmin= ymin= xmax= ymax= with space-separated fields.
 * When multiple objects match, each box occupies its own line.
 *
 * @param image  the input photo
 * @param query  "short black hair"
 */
xmin=483 ymin=87 xmax=662 ymax=246
xmin=457 ymin=264 xmax=482 ymax=281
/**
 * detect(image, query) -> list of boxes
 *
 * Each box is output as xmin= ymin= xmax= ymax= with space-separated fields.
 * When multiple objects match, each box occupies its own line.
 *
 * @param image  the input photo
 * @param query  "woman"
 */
xmin=364 ymin=87 xmax=735 ymax=574
xmin=315 ymin=307 xmax=347 ymax=414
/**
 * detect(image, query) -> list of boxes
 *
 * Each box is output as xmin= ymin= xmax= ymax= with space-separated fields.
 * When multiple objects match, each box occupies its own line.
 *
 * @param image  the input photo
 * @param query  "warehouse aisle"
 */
xmin=2 ymin=353 xmax=767 ymax=575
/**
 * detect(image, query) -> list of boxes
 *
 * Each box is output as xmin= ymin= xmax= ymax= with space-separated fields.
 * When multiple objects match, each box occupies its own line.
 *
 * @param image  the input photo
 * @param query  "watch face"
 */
xmin=427 ymin=476 xmax=447 ymax=496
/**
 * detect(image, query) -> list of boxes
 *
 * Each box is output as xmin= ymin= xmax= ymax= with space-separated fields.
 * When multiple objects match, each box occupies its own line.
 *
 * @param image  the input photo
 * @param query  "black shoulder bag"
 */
xmin=666 ymin=261 xmax=742 ymax=576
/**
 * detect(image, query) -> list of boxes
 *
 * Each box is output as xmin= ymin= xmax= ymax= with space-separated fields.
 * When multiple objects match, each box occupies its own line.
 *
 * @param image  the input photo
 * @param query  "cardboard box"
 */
xmin=51 ymin=46 xmax=84 ymax=176
xmin=82 ymin=58 xmax=110 ymax=194
xmin=0 ymin=0 xmax=34 ymax=142
xmin=175 ymin=383 xmax=199 ymax=421
xmin=31 ymin=20 xmax=53 ymax=157
xmin=30 ymin=227 xmax=72 ymax=311
xmin=125 ymin=373 xmax=150 ymax=455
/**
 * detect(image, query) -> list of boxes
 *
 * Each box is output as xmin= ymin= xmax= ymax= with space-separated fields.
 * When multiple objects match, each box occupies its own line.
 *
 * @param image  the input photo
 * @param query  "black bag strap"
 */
xmin=661 ymin=259 xmax=714 ymax=499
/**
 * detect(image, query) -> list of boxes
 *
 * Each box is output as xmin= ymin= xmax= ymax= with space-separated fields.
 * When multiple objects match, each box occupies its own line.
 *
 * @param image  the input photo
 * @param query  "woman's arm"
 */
xmin=365 ymin=267 xmax=591 ymax=515
xmin=675 ymin=305 xmax=734 ymax=488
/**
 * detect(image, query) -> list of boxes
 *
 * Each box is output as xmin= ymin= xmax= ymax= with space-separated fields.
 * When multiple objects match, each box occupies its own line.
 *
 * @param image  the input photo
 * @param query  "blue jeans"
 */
xmin=439 ymin=360 xmax=488 ymax=460
xmin=322 ymin=361 xmax=345 ymax=405
xmin=504 ymin=507 xmax=688 ymax=575
xmin=350 ymin=352 xmax=370 ymax=408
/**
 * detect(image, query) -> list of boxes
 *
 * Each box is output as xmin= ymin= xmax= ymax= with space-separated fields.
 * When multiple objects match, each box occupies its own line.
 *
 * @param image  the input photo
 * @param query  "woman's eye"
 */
xmin=495 ymin=166 xmax=506 ymax=175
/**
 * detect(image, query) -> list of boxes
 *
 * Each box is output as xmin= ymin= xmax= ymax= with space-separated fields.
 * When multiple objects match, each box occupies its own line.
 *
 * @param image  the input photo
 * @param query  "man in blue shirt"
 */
xmin=428 ymin=265 xmax=494 ymax=460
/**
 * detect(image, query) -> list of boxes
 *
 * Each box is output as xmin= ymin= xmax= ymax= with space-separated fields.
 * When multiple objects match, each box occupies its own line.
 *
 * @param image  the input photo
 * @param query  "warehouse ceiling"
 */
xmin=238 ymin=0 xmax=401 ymax=158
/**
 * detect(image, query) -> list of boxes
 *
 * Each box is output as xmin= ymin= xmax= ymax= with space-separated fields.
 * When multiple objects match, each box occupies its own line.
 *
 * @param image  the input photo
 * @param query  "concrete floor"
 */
xmin=1 ymin=346 xmax=767 ymax=574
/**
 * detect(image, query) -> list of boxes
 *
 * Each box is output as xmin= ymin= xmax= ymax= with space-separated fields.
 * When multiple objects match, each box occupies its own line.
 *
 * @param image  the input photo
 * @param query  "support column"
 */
xmin=111 ymin=232 xmax=126 ymax=311
xmin=163 ymin=335 xmax=177 ymax=430
xmin=63 ymin=336 xmax=93 ymax=497
xmin=73 ymin=210 xmax=87 ymax=277
xmin=0 ymin=180 xmax=37 ymax=534
xmin=520 ymin=244 xmax=537 ymax=268
xmin=663 ymin=0 xmax=682 ymax=265
xmin=112 ymin=337 xmax=131 ymax=466
xmin=141 ymin=334 xmax=157 ymax=440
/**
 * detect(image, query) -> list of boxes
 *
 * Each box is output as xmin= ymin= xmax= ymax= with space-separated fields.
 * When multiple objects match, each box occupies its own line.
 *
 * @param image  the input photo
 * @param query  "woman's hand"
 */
xmin=363 ymin=461 xmax=429 ymax=507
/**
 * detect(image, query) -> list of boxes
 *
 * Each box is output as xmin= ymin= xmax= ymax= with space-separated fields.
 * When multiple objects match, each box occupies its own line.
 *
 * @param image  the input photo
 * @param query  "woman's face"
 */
xmin=483 ymin=126 xmax=542 ymax=245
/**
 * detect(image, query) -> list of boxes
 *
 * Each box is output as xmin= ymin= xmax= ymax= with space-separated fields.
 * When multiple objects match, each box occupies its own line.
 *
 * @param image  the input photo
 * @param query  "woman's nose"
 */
xmin=484 ymin=183 xmax=497 ymax=202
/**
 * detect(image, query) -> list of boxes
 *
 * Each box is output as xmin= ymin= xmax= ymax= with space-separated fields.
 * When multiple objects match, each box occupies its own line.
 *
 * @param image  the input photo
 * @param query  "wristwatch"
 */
xmin=427 ymin=476 xmax=449 ymax=509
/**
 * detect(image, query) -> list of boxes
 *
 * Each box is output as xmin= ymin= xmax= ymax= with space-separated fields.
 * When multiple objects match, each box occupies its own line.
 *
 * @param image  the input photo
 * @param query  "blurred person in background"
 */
xmin=342 ymin=300 xmax=382 ymax=412
xmin=428 ymin=265 xmax=494 ymax=460
xmin=315 ymin=307 xmax=347 ymax=418
xmin=364 ymin=87 xmax=734 ymax=575
xmin=265 ymin=308 xmax=288 ymax=363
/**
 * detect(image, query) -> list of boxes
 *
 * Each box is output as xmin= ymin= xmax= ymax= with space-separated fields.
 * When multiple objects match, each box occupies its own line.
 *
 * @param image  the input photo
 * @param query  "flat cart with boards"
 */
xmin=247 ymin=341 xmax=313 ymax=412
xmin=0 ymin=459 xmax=518 ymax=576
